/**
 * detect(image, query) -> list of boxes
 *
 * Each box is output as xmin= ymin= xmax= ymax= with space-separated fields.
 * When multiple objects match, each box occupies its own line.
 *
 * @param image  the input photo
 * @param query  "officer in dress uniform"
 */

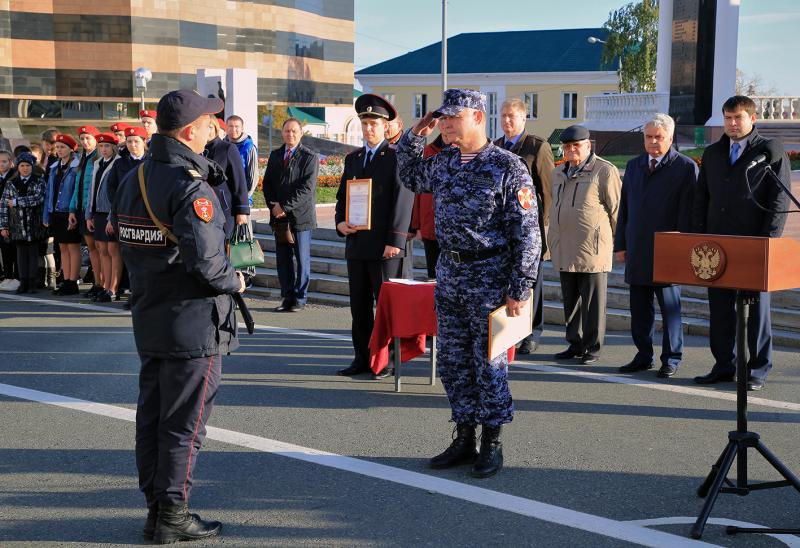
xmin=334 ymin=94 xmax=414 ymax=380
xmin=113 ymin=90 xmax=245 ymax=544
xmin=396 ymin=89 xmax=539 ymax=478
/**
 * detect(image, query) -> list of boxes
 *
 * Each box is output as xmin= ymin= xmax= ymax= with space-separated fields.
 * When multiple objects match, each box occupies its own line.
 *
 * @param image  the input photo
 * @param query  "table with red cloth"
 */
xmin=368 ymin=280 xmax=516 ymax=392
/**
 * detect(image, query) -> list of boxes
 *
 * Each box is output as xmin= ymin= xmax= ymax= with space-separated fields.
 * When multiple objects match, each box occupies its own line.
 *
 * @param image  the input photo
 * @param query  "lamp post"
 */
xmin=134 ymin=67 xmax=152 ymax=111
xmin=268 ymin=102 xmax=274 ymax=152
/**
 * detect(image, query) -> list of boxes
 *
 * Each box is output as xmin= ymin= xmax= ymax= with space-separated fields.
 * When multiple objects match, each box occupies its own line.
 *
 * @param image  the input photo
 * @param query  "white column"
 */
xmin=225 ymin=68 xmax=259 ymax=149
xmin=196 ymin=69 xmax=225 ymax=100
xmin=706 ymin=0 xmax=741 ymax=126
xmin=655 ymin=0 xmax=673 ymax=95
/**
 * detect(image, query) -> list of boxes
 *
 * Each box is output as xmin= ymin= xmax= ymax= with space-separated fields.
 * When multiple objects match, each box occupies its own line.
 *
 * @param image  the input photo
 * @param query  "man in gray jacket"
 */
xmin=547 ymin=125 xmax=621 ymax=364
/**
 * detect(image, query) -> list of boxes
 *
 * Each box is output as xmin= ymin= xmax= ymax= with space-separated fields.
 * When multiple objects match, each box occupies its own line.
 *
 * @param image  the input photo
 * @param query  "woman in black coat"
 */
xmin=204 ymin=117 xmax=250 ymax=238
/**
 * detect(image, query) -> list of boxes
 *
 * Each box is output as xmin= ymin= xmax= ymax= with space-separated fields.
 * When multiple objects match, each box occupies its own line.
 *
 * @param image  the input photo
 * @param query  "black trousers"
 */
xmin=559 ymin=271 xmax=607 ymax=354
xmin=347 ymin=257 xmax=402 ymax=367
xmin=399 ymin=239 xmax=415 ymax=279
xmin=136 ymin=354 xmax=222 ymax=506
xmin=0 ymin=239 xmax=16 ymax=279
xmin=422 ymin=238 xmax=440 ymax=279
xmin=15 ymin=241 xmax=41 ymax=286
xmin=520 ymin=257 xmax=544 ymax=345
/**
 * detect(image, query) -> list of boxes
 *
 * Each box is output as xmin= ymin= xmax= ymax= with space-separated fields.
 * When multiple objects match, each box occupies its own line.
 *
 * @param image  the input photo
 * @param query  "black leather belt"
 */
xmin=443 ymin=245 xmax=507 ymax=264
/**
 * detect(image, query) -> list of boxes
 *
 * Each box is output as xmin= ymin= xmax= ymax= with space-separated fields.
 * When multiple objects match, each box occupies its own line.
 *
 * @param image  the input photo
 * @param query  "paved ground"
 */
xmin=0 ymin=290 xmax=799 ymax=547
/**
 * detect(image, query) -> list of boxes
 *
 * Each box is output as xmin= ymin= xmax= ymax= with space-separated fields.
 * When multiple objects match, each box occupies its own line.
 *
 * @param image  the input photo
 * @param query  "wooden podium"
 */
xmin=654 ymin=232 xmax=800 ymax=539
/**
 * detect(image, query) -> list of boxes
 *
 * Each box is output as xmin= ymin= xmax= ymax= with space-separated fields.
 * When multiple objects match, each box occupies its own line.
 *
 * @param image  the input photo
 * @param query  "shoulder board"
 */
xmin=185 ymin=168 xmax=203 ymax=180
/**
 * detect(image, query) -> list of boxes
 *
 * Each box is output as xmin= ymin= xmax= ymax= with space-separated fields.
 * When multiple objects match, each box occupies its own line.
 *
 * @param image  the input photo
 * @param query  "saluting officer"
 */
xmin=113 ymin=90 xmax=245 ymax=544
xmin=335 ymin=94 xmax=414 ymax=379
xmin=397 ymin=89 xmax=539 ymax=478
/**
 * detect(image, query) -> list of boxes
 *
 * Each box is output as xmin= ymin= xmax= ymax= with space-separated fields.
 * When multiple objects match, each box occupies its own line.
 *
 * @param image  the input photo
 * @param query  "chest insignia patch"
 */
xmin=193 ymin=198 xmax=214 ymax=222
xmin=517 ymin=187 xmax=534 ymax=210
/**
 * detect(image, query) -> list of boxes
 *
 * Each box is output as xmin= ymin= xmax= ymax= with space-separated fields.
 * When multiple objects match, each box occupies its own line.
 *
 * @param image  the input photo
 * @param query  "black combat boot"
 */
xmin=429 ymin=423 xmax=478 ymax=469
xmin=471 ymin=425 xmax=503 ymax=478
xmin=142 ymin=494 xmax=158 ymax=540
xmin=153 ymin=503 xmax=222 ymax=544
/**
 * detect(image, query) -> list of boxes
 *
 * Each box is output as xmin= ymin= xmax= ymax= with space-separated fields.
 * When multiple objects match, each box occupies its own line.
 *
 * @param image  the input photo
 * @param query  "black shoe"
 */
xmin=471 ymin=425 xmax=503 ymax=478
xmin=153 ymin=504 xmax=221 ymax=544
xmin=84 ymin=284 xmax=102 ymax=298
xmin=580 ymin=352 xmax=599 ymax=365
xmin=289 ymin=302 xmax=306 ymax=312
xmin=430 ymin=424 xmax=478 ymax=469
xmin=274 ymin=300 xmax=294 ymax=312
xmin=554 ymin=348 xmax=581 ymax=360
xmin=95 ymin=289 xmax=112 ymax=303
xmin=619 ymin=361 xmax=654 ymax=373
xmin=747 ymin=377 xmax=765 ymax=391
xmin=517 ymin=338 xmax=538 ymax=355
xmin=372 ymin=367 xmax=393 ymax=380
xmin=337 ymin=362 xmax=369 ymax=376
xmin=657 ymin=364 xmax=678 ymax=378
xmin=694 ymin=369 xmax=735 ymax=385
xmin=15 ymin=282 xmax=29 ymax=294
xmin=143 ymin=499 xmax=158 ymax=540
xmin=53 ymin=280 xmax=79 ymax=296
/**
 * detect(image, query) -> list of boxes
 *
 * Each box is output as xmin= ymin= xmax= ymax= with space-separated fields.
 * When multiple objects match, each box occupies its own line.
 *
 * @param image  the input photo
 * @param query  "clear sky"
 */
xmin=354 ymin=0 xmax=800 ymax=95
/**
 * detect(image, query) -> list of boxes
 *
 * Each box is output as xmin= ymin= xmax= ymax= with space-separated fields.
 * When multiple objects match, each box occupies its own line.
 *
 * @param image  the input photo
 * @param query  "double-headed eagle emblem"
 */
xmin=690 ymin=242 xmax=726 ymax=281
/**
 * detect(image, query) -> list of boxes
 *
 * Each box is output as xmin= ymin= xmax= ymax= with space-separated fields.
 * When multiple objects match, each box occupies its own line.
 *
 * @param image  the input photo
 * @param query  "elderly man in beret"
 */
xmin=548 ymin=125 xmax=621 ymax=365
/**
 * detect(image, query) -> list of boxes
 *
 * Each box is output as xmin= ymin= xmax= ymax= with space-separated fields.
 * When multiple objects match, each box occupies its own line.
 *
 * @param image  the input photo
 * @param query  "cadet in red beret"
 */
xmin=139 ymin=109 xmax=157 ymax=138
xmin=77 ymin=126 xmax=100 ymax=138
xmin=110 ymin=122 xmax=130 ymax=143
xmin=45 ymin=135 xmax=81 ymax=295
xmin=56 ymin=134 xmax=78 ymax=151
xmin=71 ymin=126 xmax=102 ymax=298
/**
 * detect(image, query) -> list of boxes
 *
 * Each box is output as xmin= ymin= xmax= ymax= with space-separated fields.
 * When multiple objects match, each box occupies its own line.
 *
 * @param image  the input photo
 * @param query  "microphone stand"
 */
xmin=691 ymin=163 xmax=800 ymax=539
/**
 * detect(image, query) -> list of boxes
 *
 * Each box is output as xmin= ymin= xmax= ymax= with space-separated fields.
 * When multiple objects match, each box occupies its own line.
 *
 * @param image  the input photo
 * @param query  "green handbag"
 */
xmin=229 ymin=224 xmax=265 ymax=268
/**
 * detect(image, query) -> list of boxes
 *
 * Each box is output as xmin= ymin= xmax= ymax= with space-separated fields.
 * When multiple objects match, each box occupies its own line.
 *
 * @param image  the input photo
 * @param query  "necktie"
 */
xmin=649 ymin=158 xmax=658 ymax=173
xmin=283 ymin=148 xmax=291 ymax=167
xmin=364 ymin=150 xmax=373 ymax=169
xmin=504 ymin=140 xmax=514 ymax=150
xmin=730 ymin=142 xmax=740 ymax=165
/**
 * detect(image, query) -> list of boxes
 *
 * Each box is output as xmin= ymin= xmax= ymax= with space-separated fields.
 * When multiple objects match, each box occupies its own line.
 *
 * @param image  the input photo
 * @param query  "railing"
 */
xmin=751 ymin=96 xmax=800 ymax=121
xmin=583 ymin=92 xmax=670 ymax=131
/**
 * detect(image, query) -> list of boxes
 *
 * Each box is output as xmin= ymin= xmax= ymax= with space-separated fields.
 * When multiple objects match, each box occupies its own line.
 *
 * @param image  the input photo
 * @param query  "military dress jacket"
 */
xmin=614 ymin=148 xmax=697 ymax=285
xmin=396 ymin=131 xmax=539 ymax=302
xmin=113 ymin=134 xmax=241 ymax=359
xmin=691 ymin=127 xmax=790 ymax=238
xmin=335 ymin=140 xmax=414 ymax=261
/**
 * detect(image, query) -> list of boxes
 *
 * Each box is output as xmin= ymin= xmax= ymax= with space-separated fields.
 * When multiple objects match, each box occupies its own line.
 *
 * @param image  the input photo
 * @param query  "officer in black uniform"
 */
xmin=334 ymin=93 xmax=414 ymax=379
xmin=112 ymin=90 xmax=245 ymax=544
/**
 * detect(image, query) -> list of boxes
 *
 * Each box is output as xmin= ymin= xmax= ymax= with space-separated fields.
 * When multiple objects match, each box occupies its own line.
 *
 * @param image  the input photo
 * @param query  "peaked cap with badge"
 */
xmin=354 ymin=93 xmax=397 ymax=121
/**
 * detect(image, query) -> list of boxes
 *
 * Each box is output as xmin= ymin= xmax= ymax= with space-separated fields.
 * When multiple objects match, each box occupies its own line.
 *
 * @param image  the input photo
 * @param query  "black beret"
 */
xmin=354 ymin=93 xmax=397 ymax=121
xmin=560 ymin=125 xmax=590 ymax=143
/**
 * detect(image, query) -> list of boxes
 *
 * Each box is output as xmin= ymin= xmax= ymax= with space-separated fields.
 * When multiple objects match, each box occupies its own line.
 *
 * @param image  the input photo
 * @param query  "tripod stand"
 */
xmin=690 ymin=291 xmax=800 ymax=539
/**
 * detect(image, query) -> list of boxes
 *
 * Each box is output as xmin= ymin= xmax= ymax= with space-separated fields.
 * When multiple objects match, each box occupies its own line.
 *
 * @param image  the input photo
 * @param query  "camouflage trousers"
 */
xmin=434 ymin=258 xmax=514 ymax=427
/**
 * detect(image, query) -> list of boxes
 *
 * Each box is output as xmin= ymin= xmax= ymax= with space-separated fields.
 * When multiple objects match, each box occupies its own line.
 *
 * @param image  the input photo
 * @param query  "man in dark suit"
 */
xmin=615 ymin=113 xmax=697 ymax=379
xmin=691 ymin=95 xmax=791 ymax=391
xmin=334 ymin=94 xmax=414 ymax=380
xmin=264 ymin=117 xmax=319 ymax=312
xmin=494 ymin=98 xmax=553 ymax=354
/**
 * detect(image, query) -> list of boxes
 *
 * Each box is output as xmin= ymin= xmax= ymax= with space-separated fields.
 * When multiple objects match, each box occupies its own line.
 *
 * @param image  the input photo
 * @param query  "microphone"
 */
xmin=746 ymin=152 xmax=769 ymax=170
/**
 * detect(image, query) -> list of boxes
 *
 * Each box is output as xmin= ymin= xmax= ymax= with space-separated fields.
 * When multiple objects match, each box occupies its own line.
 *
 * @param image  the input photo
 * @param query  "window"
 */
xmin=413 ymin=93 xmax=427 ymax=118
xmin=523 ymin=93 xmax=538 ymax=119
xmin=383 ymin=93 xmax=396 ymax=106
xmin=485 ymin=92 xmax=498 ymax=139
xmin=562 ymin=92 xmax=578 ymax=119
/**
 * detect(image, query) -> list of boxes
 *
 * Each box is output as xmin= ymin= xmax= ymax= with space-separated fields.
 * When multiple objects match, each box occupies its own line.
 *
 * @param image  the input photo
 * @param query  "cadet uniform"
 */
xmin=334 ymin=94 xmax=414 ymax=378
xmin=113 ymin=91 xmax=240 ymax=543
xmin=396 ymin=89 xmax=539 ymax=477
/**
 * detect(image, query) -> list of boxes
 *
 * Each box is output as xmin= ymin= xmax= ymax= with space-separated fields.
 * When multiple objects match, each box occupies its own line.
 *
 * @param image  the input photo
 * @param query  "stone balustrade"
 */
xmin=582 ymin=92 xmax=670 ymax=131
xmin=751 ymin=96 xmax=799 ymax=121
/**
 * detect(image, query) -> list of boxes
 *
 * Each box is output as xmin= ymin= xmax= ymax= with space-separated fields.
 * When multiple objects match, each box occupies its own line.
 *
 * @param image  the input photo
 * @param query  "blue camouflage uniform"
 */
xmin=396 ymin=121 xmax=539 ymax=427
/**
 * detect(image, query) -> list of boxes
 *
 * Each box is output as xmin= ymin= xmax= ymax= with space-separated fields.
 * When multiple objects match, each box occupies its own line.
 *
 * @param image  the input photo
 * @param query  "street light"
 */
xmin=587 ymin=36 xmax=606 ymax=44
xmin=134 ymin=67 xmax=152 ymax=111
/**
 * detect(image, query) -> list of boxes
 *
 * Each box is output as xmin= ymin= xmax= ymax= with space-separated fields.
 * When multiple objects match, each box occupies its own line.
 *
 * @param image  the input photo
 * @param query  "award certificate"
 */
xmin=346 ymin=178 xmax=372 ymax=230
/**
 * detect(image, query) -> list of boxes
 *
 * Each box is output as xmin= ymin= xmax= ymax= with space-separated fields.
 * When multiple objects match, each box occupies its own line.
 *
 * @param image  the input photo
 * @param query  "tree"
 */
xmin=601 ymin=0 xmax=659 ymax=93
xmin=735 ymin=69 xmax=777 ymax=97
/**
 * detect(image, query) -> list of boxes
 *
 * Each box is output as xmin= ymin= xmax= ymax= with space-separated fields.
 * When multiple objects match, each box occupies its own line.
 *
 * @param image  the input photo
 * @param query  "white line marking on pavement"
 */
xmin=625 ymin=517 xmax=800 ymax=546
xmin=0 ymin=293 xmax=130 ymax=314
xmin=0 ymin=382 xmax=717 ymax=548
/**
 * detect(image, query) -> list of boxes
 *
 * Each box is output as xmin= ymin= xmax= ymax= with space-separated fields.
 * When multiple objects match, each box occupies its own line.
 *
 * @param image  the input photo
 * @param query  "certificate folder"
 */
xmin=345 ymin=178 xmax=372 ymax=230
xmin=487 ymin=298 xmax=532 ymax=360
